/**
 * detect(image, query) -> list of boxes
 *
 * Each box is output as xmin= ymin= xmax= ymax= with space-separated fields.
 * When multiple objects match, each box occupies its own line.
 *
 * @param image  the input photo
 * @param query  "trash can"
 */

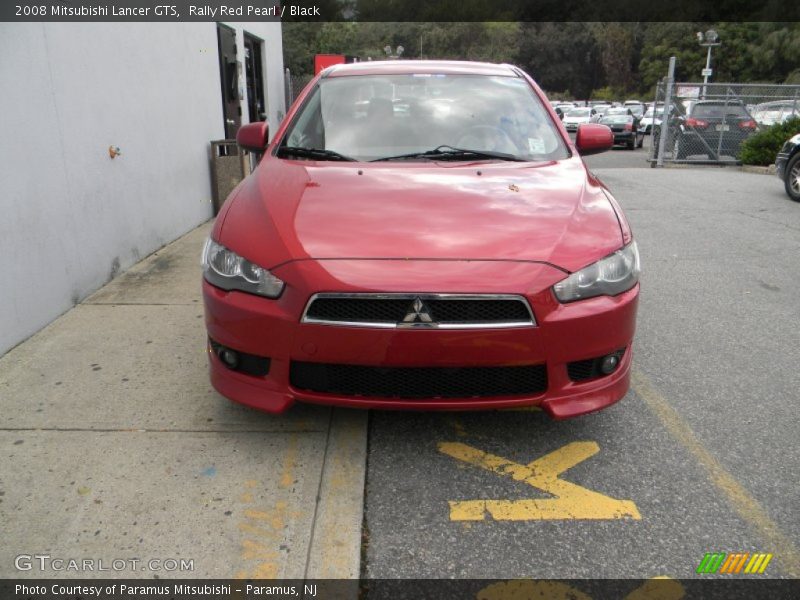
xmin=210 ymin=140 xmax=251 ymax=215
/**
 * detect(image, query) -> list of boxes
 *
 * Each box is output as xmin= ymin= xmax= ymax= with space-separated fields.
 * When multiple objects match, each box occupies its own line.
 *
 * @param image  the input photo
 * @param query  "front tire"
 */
xmin=786 ymin=153 xmax=800 ymax=202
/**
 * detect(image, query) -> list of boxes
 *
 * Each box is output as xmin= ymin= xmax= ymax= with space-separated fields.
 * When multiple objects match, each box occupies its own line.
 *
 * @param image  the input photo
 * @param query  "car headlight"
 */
xmin=553 ymin=241 xmax=640 ymax=303
xmin=201 ymin=238 xmax=284 ymax=298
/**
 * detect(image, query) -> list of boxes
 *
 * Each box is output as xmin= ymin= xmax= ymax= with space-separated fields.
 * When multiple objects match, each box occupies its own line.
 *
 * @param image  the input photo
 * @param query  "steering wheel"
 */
xmin=455 ymin=125 xmax=519 ymax=154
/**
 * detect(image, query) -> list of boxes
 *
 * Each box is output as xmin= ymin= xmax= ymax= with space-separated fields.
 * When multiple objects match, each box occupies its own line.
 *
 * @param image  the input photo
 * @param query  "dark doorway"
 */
xmin=216 ymin=23 xmax=241 ymax=142
xmin=244 ymin=33 xmax=267 ymax=123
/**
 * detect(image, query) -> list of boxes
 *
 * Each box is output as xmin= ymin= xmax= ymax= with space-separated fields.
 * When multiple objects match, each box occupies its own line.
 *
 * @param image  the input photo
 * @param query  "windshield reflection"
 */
xmin=282 ymin=74 xmax=569 ymax=162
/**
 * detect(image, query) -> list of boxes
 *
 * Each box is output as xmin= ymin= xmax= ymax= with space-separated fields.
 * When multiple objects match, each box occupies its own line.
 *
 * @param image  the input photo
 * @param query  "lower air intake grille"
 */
xmin=567 ymin=348 xmax=626 ymax=382
xmin=290 ymin=362 xmax=547 ymax=399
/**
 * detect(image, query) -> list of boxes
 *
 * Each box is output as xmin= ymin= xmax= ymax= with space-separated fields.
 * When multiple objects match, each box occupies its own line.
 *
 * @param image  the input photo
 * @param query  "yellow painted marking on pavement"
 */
xmin=477 ymin=580 xmax=592 ymax=600
xmin=439 ymin=441 xmax=640 ymax=521
xmin=233 ymin=436 xmax=308 ymax=579
xmin=632 ymin=369 xmax=800 ymax=578
xmin=623 ymin=577 xmax=684 ymax=600
xmin=279 ymin=435 xmax=298 ymax=489
xmin=447 ymin=417 xmax=468 ymax=438
xmin=240 ymin=539 xmax=278 ymax=561
xmin=477 ymin=577 xmax=683 ymax=600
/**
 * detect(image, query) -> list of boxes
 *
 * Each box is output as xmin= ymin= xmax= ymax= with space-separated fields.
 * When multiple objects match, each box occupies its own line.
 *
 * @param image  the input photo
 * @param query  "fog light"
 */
xmin=600 ymin=354 xmax=620 ymax=375
xmin=219 ymin=348 xmax=240 ymax=369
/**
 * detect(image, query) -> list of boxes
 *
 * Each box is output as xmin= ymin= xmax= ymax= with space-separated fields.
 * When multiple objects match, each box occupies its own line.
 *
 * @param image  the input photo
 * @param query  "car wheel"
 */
xmin=628 ymin=138 xmax=635 ymax=150
xmin=786 ymin=153 xmax=800 ymax=202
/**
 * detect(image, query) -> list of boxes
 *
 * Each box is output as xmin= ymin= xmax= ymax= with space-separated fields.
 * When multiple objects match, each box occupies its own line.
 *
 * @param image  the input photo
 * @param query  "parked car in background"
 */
xmin=605 ymin=107 xmax=636 ymax=119
xmin=776 ymin=133 xmax=800 ymax=202
xmin=671 ymin=100 xmax=758 ymax=160
xmin=598 ymin=114 xmax=644 ymax=149
xmin=563 ymin=107 xmax=597 ymax=131
xmin=625 ymin=103 xmax=645 ymax=120
xmin=639 ymin=103 xmax=666 ymax=133
xmin=555 ymin=103 xmax=577 ymax=115
xmin=590 ymin=104 xmax=613 ymax=120
xmin=752 ymin=101 xmax=800 ymax=127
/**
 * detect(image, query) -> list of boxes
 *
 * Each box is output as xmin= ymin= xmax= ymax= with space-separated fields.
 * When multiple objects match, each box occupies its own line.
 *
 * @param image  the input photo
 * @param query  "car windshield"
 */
xmin=280 ymin=73 xmax=569 ymax=162
xmin=567 ymin=108 xmax=591 ymax=117
xmin=691 ymin=103 xmax=748 ymax=118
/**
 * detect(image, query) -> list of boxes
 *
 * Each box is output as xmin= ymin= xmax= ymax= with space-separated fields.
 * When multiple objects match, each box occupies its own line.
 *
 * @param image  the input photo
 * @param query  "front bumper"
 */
xmin=203 ymin=262 xmax=639 ymax=420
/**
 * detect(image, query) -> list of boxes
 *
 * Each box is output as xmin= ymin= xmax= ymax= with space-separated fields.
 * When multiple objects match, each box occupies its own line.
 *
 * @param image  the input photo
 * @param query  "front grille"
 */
xmin=290 ymin=362 xmax=547 ymax=399
xmin=302 ymin=294 xmax=535 ymax=328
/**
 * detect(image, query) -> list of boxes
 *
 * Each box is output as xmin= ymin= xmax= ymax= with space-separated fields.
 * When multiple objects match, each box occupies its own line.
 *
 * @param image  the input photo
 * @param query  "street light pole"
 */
xmin=697 ymin=29 xmax=721 ymax=99
xmin=703 ymin=45 xmax=712 ymax=88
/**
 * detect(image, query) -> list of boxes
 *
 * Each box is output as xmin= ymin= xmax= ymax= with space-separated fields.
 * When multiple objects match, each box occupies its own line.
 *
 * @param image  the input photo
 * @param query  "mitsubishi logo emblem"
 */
xmin=401 ymin=297 xmax=434 ymax=326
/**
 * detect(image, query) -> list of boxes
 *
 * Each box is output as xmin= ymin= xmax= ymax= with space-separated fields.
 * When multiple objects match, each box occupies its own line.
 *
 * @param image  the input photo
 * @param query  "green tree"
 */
xmin=518 ymin=23 xmax=601 ymax=99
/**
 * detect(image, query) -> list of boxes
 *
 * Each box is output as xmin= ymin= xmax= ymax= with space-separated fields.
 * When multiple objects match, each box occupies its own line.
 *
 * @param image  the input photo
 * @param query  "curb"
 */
xmin=305 ymin=409 xmax=368 ymax=579
xmin=739 ymin=164 xmax=777 ymax=176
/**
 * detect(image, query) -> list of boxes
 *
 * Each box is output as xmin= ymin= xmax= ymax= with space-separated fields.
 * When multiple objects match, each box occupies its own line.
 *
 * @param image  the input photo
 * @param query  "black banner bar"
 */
xmin=2 ymin=0 xmax=799 ymax=22
xmin=3 ymin=579 xmax=800 ymax=600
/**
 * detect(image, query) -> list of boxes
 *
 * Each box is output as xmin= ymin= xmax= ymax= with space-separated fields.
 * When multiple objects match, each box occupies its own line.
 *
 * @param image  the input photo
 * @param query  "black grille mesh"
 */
xmin=425 ymin=299 xmax=531 ymax=323
xmin=305 ymin=298 xmax=410 ymax=323
xmin=290 ymin=362 xmax=547 ymax=399
xmin=305 ymin=297 xmax=531 ymax=325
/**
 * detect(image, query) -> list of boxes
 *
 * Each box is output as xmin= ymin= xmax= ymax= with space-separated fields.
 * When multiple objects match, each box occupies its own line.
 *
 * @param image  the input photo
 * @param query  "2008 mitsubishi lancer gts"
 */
xmin=201 ymin=60 xmax=640 ymax=419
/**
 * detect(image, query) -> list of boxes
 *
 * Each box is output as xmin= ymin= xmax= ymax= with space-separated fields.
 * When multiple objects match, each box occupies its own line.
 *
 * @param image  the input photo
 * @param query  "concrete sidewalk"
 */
xmin=0 ymin=221 xmax=367 ymax=579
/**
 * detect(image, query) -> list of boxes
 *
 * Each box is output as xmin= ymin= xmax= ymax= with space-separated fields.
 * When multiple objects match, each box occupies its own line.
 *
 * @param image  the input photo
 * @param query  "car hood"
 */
xmin=218 ymin=156 xmax=624 ymax=273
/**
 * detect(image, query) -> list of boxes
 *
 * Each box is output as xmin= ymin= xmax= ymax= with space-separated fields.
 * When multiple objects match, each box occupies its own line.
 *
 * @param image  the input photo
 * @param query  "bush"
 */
xmin=739 ymin=117 xmax=800 ymax=166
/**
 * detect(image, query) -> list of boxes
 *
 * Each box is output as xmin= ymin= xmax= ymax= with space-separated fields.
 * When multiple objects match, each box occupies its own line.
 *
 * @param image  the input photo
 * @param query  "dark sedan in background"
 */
xmin=671 ymin=100 xmax=758 ymax=160
xmin=598 ymin=114 xmax=644 ymax=149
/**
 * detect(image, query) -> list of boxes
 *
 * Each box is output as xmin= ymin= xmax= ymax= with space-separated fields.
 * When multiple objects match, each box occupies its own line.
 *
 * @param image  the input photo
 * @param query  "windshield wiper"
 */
xmin=370 ymin=145 xmax=526 ymax=162
xmin=277 ymin=146 xmax=356 ymax=162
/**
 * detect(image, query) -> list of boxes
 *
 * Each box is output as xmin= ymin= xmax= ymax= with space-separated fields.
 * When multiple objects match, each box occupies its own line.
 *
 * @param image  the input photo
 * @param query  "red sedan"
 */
xmin=202 ymin=61 xmax=640 ymax=419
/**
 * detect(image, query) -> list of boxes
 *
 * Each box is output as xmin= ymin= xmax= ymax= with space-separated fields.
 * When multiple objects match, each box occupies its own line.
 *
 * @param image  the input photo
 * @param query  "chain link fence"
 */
xmin=284 ymin=69 xmax=313 ymax=112
xmin=649 ymin=82 xmax=800 ymax=164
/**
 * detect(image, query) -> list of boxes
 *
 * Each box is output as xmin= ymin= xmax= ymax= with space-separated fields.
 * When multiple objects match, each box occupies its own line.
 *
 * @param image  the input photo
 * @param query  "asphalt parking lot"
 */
xmin=363 ymin=160 xmax=800 ymax=581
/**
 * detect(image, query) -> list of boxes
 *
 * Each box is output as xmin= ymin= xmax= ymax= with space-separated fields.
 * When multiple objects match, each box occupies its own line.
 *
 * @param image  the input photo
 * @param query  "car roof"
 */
xmin=323 ymin=60 xmax=521 ymax=78
xmin=693 ymin=99 xmax=745 ymax=105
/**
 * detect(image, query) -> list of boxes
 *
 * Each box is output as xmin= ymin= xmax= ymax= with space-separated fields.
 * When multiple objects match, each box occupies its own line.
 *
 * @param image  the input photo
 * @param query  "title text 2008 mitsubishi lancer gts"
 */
xmin=202 ymin=61 xmax=640 ymax=419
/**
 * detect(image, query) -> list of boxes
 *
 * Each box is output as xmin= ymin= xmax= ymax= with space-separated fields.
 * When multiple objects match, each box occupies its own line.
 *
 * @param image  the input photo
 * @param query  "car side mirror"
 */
xmin=575 ymin=124 xmax=613 ymax=155
xmin=236 ymin=121 xmax=269 ymax=153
